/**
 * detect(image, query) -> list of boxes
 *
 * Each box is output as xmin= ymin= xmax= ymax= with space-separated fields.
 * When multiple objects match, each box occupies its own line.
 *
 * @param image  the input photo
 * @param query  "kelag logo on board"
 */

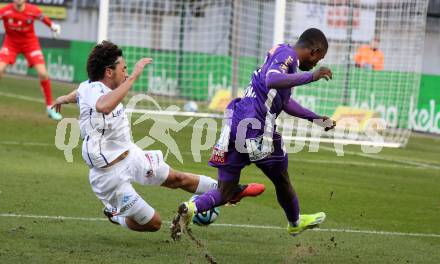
xmin=409 ymin=97 xmax=440 ymax=134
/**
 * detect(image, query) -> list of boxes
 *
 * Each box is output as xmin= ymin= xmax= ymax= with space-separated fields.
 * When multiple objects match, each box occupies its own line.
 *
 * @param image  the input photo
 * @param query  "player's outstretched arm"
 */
xmin=283 ymin=97 xmax=320 ymax=121
xmin=283 ymin=98 xmax=336 ymax=131
xmin=266 ymin=66 xmax=332 ymax=90
xmin=34 ymin=6 xmax=61 ymax=37
xmin=95 ymin=58 xmax=152 ymax=114
xmin=52 ymin=89 xmax=78 ymax=113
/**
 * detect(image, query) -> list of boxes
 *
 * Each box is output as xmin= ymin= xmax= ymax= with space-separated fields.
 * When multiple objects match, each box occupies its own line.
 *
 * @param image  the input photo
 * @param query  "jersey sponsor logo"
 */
xmin=280 ymin=56 xmax=293 ymax=73
xmin=244 ymin=86 xmax=256 ymax=98
xmin=245 ymin=135 xmax=274 ymax=162
xmin=120 ymin=194 xmax=140 ymax=214
xmin=111 ymin=108 xmax=124 ymax=118
xmin=209 ymin=145 xmax=227 ymax=164
xmin=122 ymin=195 xmax=132 ymax=204
xmin=284 ymin=56 xmax=293 ymax=65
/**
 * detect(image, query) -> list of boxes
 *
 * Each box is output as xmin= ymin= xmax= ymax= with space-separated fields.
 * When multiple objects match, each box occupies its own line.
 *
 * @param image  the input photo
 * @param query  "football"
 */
xmin=183 ymin=101 xmax=198 ymax=112
xmin=190 ymin=195 xmax=220 ymax=226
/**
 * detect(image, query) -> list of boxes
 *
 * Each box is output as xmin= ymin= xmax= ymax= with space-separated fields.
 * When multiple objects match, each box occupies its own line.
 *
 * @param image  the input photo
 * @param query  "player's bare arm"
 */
xmin=52 ymin=89 xmax=78 ymax=113
xmin=31 ymin=4 xmax=61 ymax=37
xmin=95 ymin=58 xmax=152 ymax=114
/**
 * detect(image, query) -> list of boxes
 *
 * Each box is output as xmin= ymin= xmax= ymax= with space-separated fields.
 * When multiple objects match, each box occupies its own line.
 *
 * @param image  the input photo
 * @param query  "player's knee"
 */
xmin=38 ymin=72 xmax=49 ymax=80
xmin=144 ymin=217 xmax=162 ymax=232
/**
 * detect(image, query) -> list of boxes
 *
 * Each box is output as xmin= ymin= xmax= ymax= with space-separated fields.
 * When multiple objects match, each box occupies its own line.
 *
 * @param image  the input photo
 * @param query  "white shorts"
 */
xmin=89 ymin=144 xmax=170 ymax=225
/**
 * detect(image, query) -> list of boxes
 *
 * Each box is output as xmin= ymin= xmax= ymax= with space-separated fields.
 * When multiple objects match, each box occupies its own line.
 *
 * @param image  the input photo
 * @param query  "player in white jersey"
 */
xmin=52 ymin=41 xmax=265 ymax=232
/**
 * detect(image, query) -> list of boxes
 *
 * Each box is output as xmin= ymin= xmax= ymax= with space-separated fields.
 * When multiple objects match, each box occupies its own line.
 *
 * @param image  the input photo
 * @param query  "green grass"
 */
xmin=1 ymin=75 xmax=440 ymax=263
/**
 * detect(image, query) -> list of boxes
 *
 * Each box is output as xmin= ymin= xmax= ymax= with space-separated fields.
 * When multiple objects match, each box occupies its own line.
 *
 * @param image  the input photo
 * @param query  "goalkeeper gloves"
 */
xmin=51 ymin=23 xmax=61 ymax=38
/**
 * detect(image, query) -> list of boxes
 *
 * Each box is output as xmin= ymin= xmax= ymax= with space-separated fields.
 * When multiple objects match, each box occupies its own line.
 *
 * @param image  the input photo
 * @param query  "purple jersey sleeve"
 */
xmin=283 ymin=98 xmax=320 ymax=121
xmin=266 ymin=72 xmax=314 ymax=89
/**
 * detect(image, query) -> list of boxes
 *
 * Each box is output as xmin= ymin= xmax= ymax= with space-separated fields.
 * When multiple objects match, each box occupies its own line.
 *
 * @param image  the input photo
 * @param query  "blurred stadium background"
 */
xmin=0 ymin=0 xmax=439 ymax=263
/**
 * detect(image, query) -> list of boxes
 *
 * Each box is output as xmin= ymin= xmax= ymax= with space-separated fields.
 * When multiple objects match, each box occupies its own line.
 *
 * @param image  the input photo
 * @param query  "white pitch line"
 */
xmin=0 ymin=91 xmax=75 ymax=108
xmin=0 ymin=91 xmax=45 ymax=103
xmin=288 ymin=158 xmax=425 ymax=170
xmin=318 ymin=145 xmax=440 ymax=170
xmin=0 ymin=213 xmax=106 ymax=222
xmin=0 ymin=141 xmax=53 ymax=147
xmin=1 ymin=213 xmax=440 ymax=238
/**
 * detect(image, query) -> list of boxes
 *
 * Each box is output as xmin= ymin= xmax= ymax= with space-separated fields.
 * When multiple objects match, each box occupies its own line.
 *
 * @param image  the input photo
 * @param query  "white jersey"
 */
xmin=77 ymin=81 xmax=131 ymax=168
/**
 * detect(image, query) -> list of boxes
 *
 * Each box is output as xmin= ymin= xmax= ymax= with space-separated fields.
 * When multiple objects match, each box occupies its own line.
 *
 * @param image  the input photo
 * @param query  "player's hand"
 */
xmin=312 ymin=67 xmax=332 ymax=81
xmin=52 ymin=95 xmax=67 ymax=113
xmin=130 ymin=58 xmax=153 ymax=80
xmin=314 ymin=116 xmax=336 ymax=131
xmin=51 ymin=23 xmax=61 ymax=38
xmin=322 ymin=116 xmax=336 ymax=131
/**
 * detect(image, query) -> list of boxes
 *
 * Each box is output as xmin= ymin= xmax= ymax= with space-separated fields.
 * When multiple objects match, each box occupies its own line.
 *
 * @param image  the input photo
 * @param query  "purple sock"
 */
xmin=277 ymin=191 xmax=300 ymax=224
xmin=194 ymin=189 xmax=223 ymax=213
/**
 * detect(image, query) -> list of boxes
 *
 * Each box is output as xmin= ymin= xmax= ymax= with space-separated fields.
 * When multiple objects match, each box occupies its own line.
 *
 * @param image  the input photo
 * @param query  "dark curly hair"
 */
xmin=87 ymin=41 xmax=123 ymax=82
xmin=296 ymin=28 xmax=328 ymax=52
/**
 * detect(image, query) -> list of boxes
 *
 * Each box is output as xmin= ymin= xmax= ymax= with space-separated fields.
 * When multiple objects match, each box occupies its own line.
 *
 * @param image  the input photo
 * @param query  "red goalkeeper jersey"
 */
xmin=0 ymin=3 xmax=53 ymax=46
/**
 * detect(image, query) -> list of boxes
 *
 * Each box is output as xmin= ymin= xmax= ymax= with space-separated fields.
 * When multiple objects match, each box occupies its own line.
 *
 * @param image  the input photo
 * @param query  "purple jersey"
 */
xmin=231 ymin=44 xmax=298 ymax=138
xmin=209 ymin=44 xmax=317 ymax=166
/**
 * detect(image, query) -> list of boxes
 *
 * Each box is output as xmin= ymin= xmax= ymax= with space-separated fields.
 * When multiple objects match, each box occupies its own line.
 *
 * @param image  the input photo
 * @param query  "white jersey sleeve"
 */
xmin=77 ymin=81 xmax=132 ymax=168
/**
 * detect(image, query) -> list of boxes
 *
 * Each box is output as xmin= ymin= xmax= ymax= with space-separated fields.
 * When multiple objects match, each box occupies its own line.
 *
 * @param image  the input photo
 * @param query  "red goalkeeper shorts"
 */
xmin=0 ymin=41 xmax=45 ymax=67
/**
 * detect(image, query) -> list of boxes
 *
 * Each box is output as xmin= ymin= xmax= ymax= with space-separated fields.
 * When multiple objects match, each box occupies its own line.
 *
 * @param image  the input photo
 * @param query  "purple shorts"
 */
xmin=209 ymin=132 xmax=288 ymax=182
xmin=208 ymin=98 xmax=288 ymax=182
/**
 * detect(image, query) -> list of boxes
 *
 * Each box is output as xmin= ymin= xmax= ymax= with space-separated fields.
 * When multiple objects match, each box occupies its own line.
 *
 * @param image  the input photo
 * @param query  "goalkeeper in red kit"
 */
xmin=0 ymin=0 xmax=62 ymax=120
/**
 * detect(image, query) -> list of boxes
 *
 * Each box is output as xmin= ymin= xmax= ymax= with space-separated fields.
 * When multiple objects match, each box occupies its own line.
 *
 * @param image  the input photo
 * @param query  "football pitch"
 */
xmin=1 ymin=76 xmax=440 ymax=263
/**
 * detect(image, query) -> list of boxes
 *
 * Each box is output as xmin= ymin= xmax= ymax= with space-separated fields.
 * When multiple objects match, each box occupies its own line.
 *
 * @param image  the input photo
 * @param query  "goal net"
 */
xmin=102 ymin=0 xmax=429 ymax=147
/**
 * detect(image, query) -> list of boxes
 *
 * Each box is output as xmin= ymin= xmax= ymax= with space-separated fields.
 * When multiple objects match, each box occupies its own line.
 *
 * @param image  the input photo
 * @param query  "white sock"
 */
xmin=289 ymin=219 xmax=300 ymax=227
xmin=112 ymin=216 xmax=128 ymax=228
xmin=195 ymin=175 xmax=218 ymax=194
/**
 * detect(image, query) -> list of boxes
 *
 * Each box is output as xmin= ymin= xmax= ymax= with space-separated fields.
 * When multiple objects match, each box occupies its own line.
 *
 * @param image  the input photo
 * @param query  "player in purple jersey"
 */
xmin=171 ymin=28 xmax=336 ymax=240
